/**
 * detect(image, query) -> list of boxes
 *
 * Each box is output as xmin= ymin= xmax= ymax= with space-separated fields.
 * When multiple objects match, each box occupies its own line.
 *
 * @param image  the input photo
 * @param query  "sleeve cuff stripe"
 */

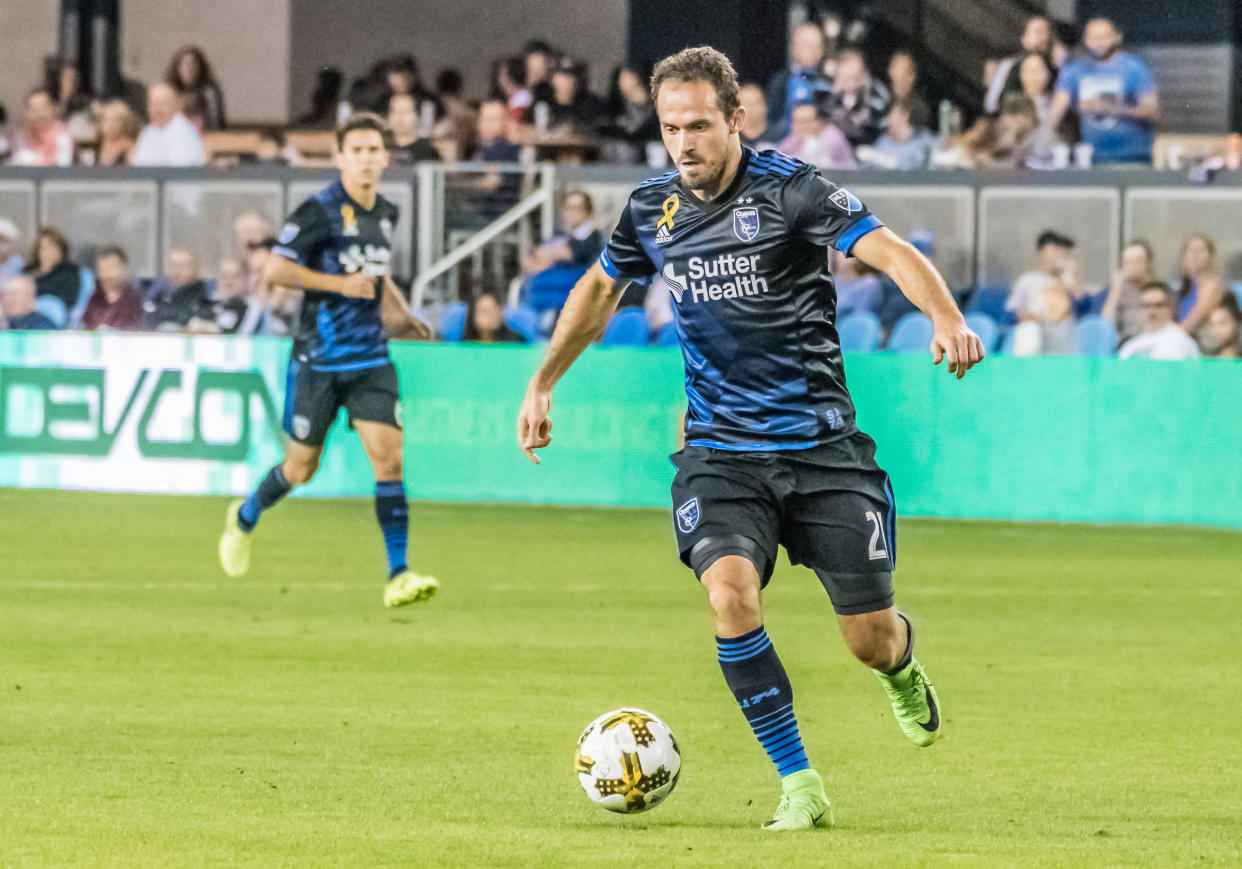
xmin=271 ymin=246 xmax=300 ymax=261
xmin=835 ymin=215 xmax=884 ymax=254
xmin=599 ymin=251 xmax=619 ymax=278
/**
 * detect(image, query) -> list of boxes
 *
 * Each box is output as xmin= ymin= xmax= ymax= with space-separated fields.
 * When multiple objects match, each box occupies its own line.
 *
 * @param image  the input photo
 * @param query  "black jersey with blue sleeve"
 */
xmin=599 ymin=148 xmax=884 ymax=451
xmin=273 ymin=180 xmax=398 ymax=371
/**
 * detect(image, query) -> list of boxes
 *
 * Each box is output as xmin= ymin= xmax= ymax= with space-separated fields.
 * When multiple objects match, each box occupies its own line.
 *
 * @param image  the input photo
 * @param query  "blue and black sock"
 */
xmin=375 ymin=480 xmax=409 ymax=579
xmin=237 ymin=464 xmax=292 ymax=532
xmin=717 ymin=626 xmax=810 ymax=777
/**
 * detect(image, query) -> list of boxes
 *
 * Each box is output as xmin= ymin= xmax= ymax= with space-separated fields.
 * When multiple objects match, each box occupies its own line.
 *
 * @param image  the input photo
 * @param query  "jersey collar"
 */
xmin=677 ymin=146 xmax=752 ymax=214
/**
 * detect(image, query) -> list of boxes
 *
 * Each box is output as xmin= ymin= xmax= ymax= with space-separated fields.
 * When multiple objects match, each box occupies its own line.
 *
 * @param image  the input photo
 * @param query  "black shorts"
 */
xmin=669 ymin=432 xmax=897 ymax=615
xmin=282 ymin=359 xmax=402 ymax=447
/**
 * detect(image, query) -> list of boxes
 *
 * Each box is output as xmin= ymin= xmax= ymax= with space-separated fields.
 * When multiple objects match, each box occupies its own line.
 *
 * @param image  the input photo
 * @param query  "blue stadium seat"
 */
xmin=654 ymin=321 xmax=680 ymax=347
xmin=965 ymin=285 xmax=1014 ymax=326
xmin=601 ymin=308 xmax=650 ymax=347
xmin=67 ymin=268 xmax=94 ymax=329
xmin=964 ymin=312 xmax=998 ymax=353
xmin=999 ymin=326 xmax=1018 ymax=355
xmin=1074 ymin=289 xmax=1108 ymax=318
xmin=504 ymin=305 xmax=538 ymax=342
xmin=437 ymin=302 xmax=467 ymax=342
xmin=886 ymin=312 xmax=934 ymax=353
xmin=838 ymin=311 xmax=881 ymax=352
xmin=34 ymin=295 xmax=67 ymax=329
xmin=1232 ymin=281 xmax=1242 ymax=304
xmin=1075 ymin=315 xmax=1117 ymax=356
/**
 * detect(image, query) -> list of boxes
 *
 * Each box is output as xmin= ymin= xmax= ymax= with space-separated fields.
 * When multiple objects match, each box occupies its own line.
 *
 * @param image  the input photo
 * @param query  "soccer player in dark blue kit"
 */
xmin=517 ymin=48 xmax=984 ymax=830
xmin=219 ymin=113 xmax=440 ymax=609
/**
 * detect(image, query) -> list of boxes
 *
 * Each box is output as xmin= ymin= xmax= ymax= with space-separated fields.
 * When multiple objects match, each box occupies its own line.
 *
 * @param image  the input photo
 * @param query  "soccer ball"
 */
xmin=574 ymin=707 xmax=681 ymax=814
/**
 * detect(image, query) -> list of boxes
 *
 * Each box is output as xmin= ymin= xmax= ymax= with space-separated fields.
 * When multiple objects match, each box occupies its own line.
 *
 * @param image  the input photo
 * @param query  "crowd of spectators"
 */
xmin=6 ymin=13 xmax=1239 ymax=173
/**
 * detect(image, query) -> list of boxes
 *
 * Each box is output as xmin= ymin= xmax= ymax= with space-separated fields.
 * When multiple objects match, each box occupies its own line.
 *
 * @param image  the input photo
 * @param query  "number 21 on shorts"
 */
xmin=865 ymin=510 xmax=889 ymax=561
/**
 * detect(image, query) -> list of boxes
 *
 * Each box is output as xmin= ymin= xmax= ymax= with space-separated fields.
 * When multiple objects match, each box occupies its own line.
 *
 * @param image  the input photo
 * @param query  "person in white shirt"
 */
xmin=1118 ymin=282 xmax=1201 ymax=361
xmin=132 ymin=83 xmax=205 ymax=166
xmin=1007 ymin=230 xmax=1079 ymax=321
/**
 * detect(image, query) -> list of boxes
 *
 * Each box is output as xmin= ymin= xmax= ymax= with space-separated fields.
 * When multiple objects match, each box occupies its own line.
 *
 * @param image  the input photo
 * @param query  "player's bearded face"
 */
xmin=656 ymin=81 xmax=744 ymax=196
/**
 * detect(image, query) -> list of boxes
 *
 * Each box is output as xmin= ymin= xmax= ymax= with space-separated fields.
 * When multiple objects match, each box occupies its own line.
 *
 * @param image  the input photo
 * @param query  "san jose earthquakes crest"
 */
xmin=733 ymin=207 xmax=760 ymax=242
xmin=676 ymin=497 xmax=700 ymax=533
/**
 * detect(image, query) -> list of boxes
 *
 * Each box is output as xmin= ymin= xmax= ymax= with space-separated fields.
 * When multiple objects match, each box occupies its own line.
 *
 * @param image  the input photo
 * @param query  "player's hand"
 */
xmin=517 ymin=387 xmax=553 ymax=464
xmin=340 ymin=271 xmax=376 ymax=299
xmin=930 ymin=317 xmax=985 ymax=380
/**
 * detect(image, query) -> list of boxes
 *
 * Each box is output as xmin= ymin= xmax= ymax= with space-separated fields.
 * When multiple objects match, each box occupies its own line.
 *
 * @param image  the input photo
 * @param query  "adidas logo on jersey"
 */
xmin=655 ymin=224 xmax=673 ymax=245
xmin=663 ymin=253 xmax=769 ymax=304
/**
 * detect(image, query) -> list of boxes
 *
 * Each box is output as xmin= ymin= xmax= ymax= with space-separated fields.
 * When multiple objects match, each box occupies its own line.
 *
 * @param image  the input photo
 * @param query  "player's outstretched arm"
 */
xmin=265 ymin=254 xmax=376 ymax=299
xmin=852 ymin=226 xmax=984 ymax=379
xmin=518 ymin=262 xmax=625 ymax=464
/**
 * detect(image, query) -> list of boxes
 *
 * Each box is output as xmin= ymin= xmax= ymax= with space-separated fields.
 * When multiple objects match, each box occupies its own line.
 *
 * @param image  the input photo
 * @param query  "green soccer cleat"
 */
xmin=762 ymin=768 xmax=833 ymax=831
xmin=218 ymin=498 xmax=252 ymax=578
xmin=383 ymin=571 xmax=439 ymax=608
xmin=875 ymin=657 xmax=941 ymax=747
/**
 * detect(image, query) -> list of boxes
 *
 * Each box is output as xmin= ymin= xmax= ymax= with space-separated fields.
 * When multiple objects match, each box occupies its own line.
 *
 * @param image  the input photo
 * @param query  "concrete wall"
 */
xmin=288 ymin=0 xmax=628 ymax=118
xmin=0 ymin=0 xmax=60 ymax=128
xmin=120 ymin=0 xmax=292 ymax=123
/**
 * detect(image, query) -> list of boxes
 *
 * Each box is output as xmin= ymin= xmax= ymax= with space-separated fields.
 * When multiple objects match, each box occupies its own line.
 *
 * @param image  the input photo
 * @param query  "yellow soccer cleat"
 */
xmin=383 ymin=570 xmax=439 ymax=607
xmin=219 ymin=498 xmax=253 ymax=578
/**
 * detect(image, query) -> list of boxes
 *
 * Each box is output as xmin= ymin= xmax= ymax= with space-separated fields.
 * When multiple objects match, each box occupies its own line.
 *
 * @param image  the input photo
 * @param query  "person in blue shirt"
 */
xmin=1050 ymin=18 xmax=1158 ymax=164
xmin=763 ymin=22 xmax=831 ymax=143
xmin=2 ymin=275 xmax=57 ymax=330
xmin=517 ymin=46 xmax=984 ymax=832
xmin=217 ymin=112 xmax=439 ymax=609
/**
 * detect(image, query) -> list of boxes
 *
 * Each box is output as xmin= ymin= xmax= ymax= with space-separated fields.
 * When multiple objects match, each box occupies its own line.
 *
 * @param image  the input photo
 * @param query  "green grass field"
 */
xmin=3 ymin=488 xmax=1241 ymax=867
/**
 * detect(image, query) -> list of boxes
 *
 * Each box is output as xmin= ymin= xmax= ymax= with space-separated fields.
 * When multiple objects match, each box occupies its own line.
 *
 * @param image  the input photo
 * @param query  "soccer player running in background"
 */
xmin=517 ymin=47 xmax=984 ymax=830
xmin=219 ymin=113 xmax=440 ymax=608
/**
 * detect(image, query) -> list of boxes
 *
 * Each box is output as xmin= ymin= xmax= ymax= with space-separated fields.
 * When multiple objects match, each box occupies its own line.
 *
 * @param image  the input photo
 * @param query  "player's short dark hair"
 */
xmin=335 ymin=112 xmax=391 ymax=150
xmin=650 ymin=46 xmax=741 ymax=118
xmin=1036 ymin=230 xmax=1075 ymax=251
xmin=97 ymin=245 xmax=128 ymax=264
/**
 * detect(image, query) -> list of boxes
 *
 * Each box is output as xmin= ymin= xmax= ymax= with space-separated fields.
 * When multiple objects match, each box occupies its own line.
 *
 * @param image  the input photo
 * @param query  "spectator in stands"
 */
xmin=388 ymin=94 xmax=440 ymax=164
xmin=82 ymin=246 xmax=143 ymax=331
xmin=45 ymin=57 xmax=92 ymax=123
xmin=867 ymin=100 xmax=935 ymax=169
xmin=548 ymin=58 xmax=608 ymax=138
xmin=188 ymin=256 xmax=248 ymax=334
xmin=524 ymin=190 xmax=603 ymax=333
xmin=462 ymin=291 xmax=525 ymax=343
xmin=1 ymin=275 xmax=56 ymax=330
xmin=166 ymin=45 xmax=226 ymax=131
xmin=1175 ymin=234 xmax=1224 ymax=336
xmin=1050 ymin=18 xmax=1157 ymax=165
xmin=144 ymin=247 xmax=210 ymax=331
xmin=1008 ymin=230 xmax=1080 ymax=322
xmin=250 ymin=128 xmax=288 ymax=166
xmin=236 ymin=237 xmax=300 ymax=336
xmin=386 ymin=55 xmax=440 ymax=122
xmin=26 ymin=225 xmax=81 ymax=310
xmin=601 ymin=65 xmax=659 ymax=163
xmin=493 ymin=56 xmax=533 ymax=125
xmin=778 ymin=102 xmax=855 ymax=168
xmin=1118 ymin=282 xmax=1201 ymax=360
xmin=738 ymin=84 xmax=777 ymax=151
xmin=473 ymin=100 xmax=520 ymax=162
xmin=0 ymin=219 xmax=23 ymax=282
xmin=524 ymin=40 xmax=557 ymax=108
xmin=821 ymin=49 xmax=890 ymax=148
xmin=833 ymin=250 xmax=882 ymax=315
xmin=295 ymin=68 xmax=344 ymax=127
xmin=10 ymin=89 xmax=72 ymax=166
xmin=886 ymin=52 xmax=929 ymax=131
xmin=984 ymin=16 xmax=1063 ymax=115
xmin=96 ymin=100 xmax=137 ymax=166
xmin=433 ymin=68 xmax=477 ymax=160
xmin=1200 ymin=296 xmax=1241 ymax=359
xmin=946 ymin=94 xmax=1042 ymax=168
xmin=764 ymin=22 xmax=831 ymax=142
xmin=1101 ymin=239 xmax=1156 ymax=344
xmin=132 ymin=83 xmax=205 ymax=166
xmin=233 ymin=210 xmax=272 ymax=268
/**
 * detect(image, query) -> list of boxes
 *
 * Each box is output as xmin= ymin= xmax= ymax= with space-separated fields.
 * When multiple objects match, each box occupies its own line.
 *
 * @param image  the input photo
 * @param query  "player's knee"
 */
xmin=700 ymin=565 xmax=761 ymax=624
xmin=282 ymin=455 xmax=319 ymax=486
xmin=374 ymin=453 xmax=402 ymax=481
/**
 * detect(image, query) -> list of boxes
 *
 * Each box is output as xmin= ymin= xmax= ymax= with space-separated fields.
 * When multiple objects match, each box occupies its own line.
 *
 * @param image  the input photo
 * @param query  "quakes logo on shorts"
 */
xmin=676 ymin=497 xmax=700 ymax=533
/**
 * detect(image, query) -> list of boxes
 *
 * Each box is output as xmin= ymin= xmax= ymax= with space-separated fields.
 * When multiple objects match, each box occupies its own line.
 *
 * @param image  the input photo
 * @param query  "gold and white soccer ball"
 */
xmin=574 ymin=707 xmax=681 ymax=814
